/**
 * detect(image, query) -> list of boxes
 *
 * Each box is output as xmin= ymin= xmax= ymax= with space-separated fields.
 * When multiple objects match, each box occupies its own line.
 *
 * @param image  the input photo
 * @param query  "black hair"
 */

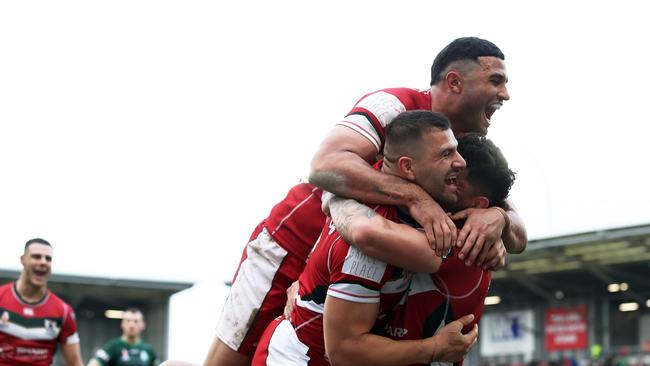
xmin=430 ymin=37 xmax=505 ymax=86
xmin=457 ymin=133 xmax=515 ymax=205
xmin=384 ymin=110 xmax=450 ymax=160
xmin=124 ymin=307 xmax=143 ymax=315
xmin=24 ymin=238 xmax=52 ymax=251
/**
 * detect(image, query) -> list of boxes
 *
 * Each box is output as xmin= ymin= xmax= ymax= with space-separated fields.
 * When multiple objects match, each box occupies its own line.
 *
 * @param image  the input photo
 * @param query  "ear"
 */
xmin=397 ymin=156 xmax=416 ymax=180
xmin=474 ymin=196 xmax=490 ymax=209
xmin=445 ymin=71 xmax=463 ymax=94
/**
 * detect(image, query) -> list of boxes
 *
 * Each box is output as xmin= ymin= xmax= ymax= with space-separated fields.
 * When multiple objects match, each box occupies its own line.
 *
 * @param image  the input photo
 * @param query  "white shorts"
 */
xmin=215 ymin=226 xmax=306 ymax=356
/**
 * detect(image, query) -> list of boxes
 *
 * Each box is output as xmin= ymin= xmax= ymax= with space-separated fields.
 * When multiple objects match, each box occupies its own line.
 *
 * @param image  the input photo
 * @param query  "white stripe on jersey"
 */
xmin=0 ymin=321 xmax=61 ymax=341
xmin=340 ymin=91 xmax=407 ymax=153
xmin=338 ymin=115 xmax=382 ymax=152
xmin=381 ymin=273 xmax=412 ymax=295
xmin=409 ymin=273 xmax=438 ymax=296
xmin=328 ymin=283 xmax=379 ymax=304
xmin=296 ymin=296 xmax=324 ymax=315
xmin=266 ymin=319 xmax=311 ymax=366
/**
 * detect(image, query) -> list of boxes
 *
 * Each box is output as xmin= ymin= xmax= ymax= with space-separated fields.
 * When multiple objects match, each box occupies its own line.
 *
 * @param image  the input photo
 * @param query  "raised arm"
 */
xmin=324 ymin=296 xmax=477 ymax=366
xmin=310 ymin=125 xmax=457 ymax=254
xmin=328 ymin=195 xmax=442 ymax=273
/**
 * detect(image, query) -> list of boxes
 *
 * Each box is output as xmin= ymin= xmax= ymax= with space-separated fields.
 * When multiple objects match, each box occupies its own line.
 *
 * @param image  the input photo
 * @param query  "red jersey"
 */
xmin=383 ymin=249 xmax=491 ymax=366
xmin=289 ymin=206 xmax=411 ymax=365
xmin=263 ymin=88 xmax=431 ymax=261
xmin=0 ymin=282 xmax=79 ymax=366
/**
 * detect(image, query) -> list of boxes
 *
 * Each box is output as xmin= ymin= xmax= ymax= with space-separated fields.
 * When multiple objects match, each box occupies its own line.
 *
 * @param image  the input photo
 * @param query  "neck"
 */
xmin=16 ymin=276 xmax=47 ymax=303
xmin=122 ymin=334 xmax=140 ymax=344
xmin=430 ymin=86 xmax=464 ymax=133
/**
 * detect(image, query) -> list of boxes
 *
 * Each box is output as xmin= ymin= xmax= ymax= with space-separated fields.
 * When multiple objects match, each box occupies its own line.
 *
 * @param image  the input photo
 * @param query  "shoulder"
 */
xmin=141 ymin=341 xmax=156 ymax=352
xmin=0 ymin=283 xmax=11 ymax=298
xmin=45 ymin=291 xmax=77 ymax=316
xmin=102 ymin=337 xmax=123 ymax=349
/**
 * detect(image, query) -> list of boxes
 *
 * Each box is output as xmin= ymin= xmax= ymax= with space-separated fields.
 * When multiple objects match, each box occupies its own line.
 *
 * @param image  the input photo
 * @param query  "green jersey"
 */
xmin=92 ymin=337 xmax=157 ymax=366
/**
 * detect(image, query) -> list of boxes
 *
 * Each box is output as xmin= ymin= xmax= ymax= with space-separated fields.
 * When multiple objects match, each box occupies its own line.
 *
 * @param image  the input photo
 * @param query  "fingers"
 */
xmin=476 ymin=240 xmax=493 ymax=267
xmin=434 ymin=220 xmax=456 ymax=257
xmin=486 ymin=245 xmax=507 ymax=271
xmin=454 ymin=314 xmax=475 ymax=327
xmin=446 ymin=216 xmax=458 ymax=251
xmin=433 ymin=223 xmax=444 ymax=256
xmin=449 ymin=208 xmax=472 ymax=221
xmin=464 ymin=236 xmax=485 ymax=266
xmin=424 ymin=224 xmax=436 ymax=250
xmin=457 ymin=230 xmax=478 ymax=262
xmin=465 ymin=324 xmax=478 ymax=345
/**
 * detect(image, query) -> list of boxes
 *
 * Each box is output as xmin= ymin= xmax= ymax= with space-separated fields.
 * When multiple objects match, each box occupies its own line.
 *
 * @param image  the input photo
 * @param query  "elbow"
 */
xmin=505 ymin=231 xmax=528 ymax=254
xmin=327 ymin=347 xmax=355 ymax=366
xmin=308 ymin=163 xmax=344 ymax=193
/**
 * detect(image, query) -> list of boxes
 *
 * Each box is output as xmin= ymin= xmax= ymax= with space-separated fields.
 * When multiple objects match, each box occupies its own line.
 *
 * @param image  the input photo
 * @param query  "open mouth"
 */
xmin=33 ymin=269 xmax=48 ymax=277
xmin=444 ymin=174 xmax=459 ymax=187
xmin=484 ymin=102 xmax=502 ymax=123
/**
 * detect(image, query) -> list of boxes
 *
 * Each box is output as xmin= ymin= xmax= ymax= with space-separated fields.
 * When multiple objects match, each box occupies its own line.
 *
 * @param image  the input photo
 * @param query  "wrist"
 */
xmin=492 ymin=207 xmax=511 ymax=232
xmin=424 ymin=336 xmax=441 ymax=363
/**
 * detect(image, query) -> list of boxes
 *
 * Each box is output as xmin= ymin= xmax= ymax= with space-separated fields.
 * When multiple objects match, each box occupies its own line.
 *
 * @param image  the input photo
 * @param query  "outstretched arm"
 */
xmin=310 ymin=125 xmax=457 ymax=255
xmin=328 ymin=195 xmax=442 ymax=273
xmin=324 ymin=296 xmax=477 ymax=366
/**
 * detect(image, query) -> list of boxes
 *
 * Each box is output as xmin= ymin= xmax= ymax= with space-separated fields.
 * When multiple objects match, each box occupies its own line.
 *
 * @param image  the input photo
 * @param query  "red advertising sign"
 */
xmin=545 ymin=305 xmax=588 ymax=350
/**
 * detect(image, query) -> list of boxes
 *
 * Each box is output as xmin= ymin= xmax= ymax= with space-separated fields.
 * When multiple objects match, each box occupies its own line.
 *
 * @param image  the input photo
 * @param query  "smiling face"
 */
xmin=21 ymin=243 xmax=52 ymax=289
xmin=450 ymin=56 xmax=510 ymax=135
xmin=411 ymin=129 xmax=467 ymax=205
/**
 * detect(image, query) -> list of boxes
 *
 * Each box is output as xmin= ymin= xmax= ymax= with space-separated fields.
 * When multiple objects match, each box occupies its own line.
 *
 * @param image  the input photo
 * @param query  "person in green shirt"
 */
xmin=88 ymin=307 xmax=157 ymax=366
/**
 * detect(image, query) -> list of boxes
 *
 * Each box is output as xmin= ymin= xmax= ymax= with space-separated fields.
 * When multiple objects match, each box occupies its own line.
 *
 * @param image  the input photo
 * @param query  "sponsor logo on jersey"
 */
xmin=384 ymin=324 xmax=408 ymax=338
xmin=23 ymin=308 xmax=34 ymax=316
xmin=43 ymin=319 xmax=60 ymax=336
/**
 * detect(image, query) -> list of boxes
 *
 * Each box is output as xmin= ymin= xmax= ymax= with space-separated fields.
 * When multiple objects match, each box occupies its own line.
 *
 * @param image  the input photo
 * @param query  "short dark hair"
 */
xmin=25 ymin=238 xmax=52 ymax=251
xmin=124 ymin=307 xmax=142 ymax=315
xmin=430 ymin=37 xmax=505 ymax=86
xmin=384 ymin=110 xmax=450 ymax=160
xmin=457 ymin=133 xmax=515 ymax=205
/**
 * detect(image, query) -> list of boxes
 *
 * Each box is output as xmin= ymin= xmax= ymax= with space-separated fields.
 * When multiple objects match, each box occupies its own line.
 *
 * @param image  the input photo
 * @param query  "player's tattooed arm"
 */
xmin=328 ymin=196 xmax=442 ymax=273
xmin=309 ymin=125 xmax=457 ymax=253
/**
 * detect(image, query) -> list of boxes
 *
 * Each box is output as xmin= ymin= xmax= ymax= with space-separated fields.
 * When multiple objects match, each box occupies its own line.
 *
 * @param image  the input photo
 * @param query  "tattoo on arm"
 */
xmin=330 ymin=198 xmax=376 ymax=243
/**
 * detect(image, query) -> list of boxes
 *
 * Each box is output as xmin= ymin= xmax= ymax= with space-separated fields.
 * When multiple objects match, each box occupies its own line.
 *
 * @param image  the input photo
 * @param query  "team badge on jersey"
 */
xmin=23 ymin=307 xmax=34 ymax=316
xmin=43 ymin=319 xmax=60 ymax=336
xmin=140 ymin=350 xmax=149 ymax=362
xmin=121 ymin=348 xmax=130 ymax=361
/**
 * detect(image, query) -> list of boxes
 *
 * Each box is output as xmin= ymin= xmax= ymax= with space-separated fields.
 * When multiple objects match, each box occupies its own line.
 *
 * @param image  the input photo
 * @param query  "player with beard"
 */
xmin=162 ymin=37 xmax=527 ymax=366
xmin=252 ymin=111 xmax=476 ymax=366
xmin=324 ymin=134 xmax=515 ymax=366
